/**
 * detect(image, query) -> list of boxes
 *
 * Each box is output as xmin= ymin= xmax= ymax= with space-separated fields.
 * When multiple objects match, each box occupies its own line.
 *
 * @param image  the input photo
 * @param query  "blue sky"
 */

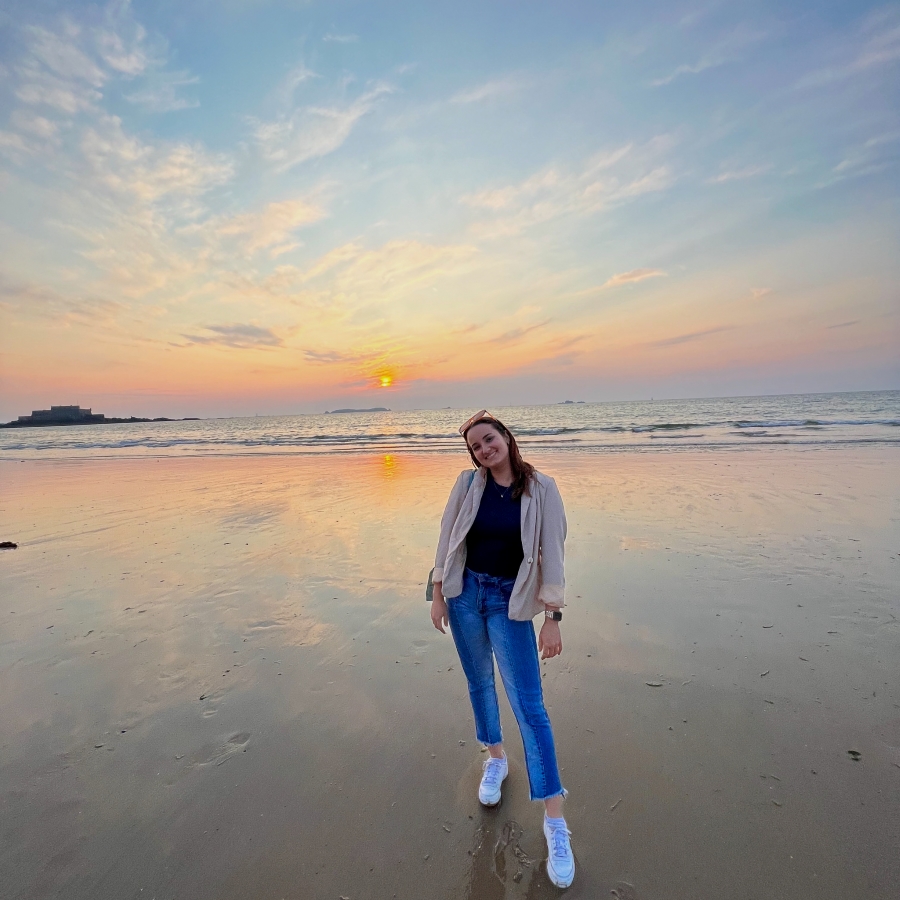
xmin=0 ymin=0 xmax=897 ymax=417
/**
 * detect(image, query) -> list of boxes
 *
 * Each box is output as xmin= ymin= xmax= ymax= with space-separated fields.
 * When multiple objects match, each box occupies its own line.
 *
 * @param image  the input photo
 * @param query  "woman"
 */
xmin=430 ymin=410 xmax=575 ymax=889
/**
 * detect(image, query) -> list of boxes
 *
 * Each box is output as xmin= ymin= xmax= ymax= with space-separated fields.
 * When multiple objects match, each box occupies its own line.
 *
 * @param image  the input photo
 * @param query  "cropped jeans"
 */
xmin=447 ymin=568 xmax=565 ymax=801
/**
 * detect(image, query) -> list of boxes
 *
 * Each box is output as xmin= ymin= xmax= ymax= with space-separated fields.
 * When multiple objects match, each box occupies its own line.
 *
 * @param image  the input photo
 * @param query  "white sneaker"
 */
xmin=544 ymin=816 xmax=575 ymax=888
xmin=478 ymin=754 xmax=508 ymax=806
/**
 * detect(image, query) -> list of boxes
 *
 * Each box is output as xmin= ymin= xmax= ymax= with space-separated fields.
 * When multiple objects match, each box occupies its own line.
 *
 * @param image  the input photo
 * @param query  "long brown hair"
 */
xmin=463 ymin=416 xmax=535 ymax=499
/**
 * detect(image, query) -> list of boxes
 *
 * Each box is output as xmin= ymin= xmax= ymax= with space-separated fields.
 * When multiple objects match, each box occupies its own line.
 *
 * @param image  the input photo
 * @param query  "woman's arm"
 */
xmin=431 ymin=580 xmax=448 ymax=633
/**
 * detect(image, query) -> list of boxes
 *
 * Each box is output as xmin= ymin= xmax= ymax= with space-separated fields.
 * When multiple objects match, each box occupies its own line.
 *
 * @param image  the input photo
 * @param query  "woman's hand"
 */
xmin=431 ymin=584 xmax=449 ymax=634
xmin=539 ymin=618 xmax=562 ymax=659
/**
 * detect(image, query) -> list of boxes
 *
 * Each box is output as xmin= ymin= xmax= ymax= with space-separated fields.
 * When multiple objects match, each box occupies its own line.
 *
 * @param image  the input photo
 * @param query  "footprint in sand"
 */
xmin=192 ymin=732 xmax=252 ymax=768
xmin=198 ymin=689 xmax=225 ymax=718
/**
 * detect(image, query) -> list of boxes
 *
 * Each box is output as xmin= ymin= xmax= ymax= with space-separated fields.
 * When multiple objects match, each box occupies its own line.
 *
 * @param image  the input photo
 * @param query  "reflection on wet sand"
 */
xmin=0 ymin=449 xmax=897 ymax=900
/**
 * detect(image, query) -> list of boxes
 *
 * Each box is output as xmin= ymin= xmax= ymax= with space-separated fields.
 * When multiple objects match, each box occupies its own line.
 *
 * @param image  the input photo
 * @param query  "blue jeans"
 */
xmin=447 ymin=568 xmax=565 ymax=801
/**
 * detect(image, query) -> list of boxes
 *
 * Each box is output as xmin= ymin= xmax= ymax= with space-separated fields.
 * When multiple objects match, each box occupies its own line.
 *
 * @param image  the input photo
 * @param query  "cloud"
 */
xmin=323 ymin=33 xmax=359 ymax=43
xmin=96 ymin=0 xmax=155 ymax=75
xmin=15 ymin=60 xmax=103 ymax=113
xmin=79 ymin=115 xmax=233 ymax=202
xmin=182 ymin=324 xmax=284 ymax=349
xmin=126 ymin=69 xmax=200 ymax=112
xmin=253 ymin=84 xmax=392 ymax=172
xmin=24 ymin=24 xmax=107 ymax=86
xmin=830 ymin=132 xmax=900 ymax=180
xmin=751 ymin=287 xmax=772 ymax=299
xmin=651 ymin=55 xmax=727 ymax=87
xmin=649 ymin=325 xmax=732 ymax=347
xmin=451 ymin=76 xmax=524 ymax=104
xmin=796 ymin=9 xmax=900 ymax=88
xmin=707 ymin=165 xmax=770 ymax=184
xmin=462 ymin=138 xmax=675 ymax=239
xmin=652 ymin=25 xmax=767 ymax=87
xmin=216 ymin=197 xmax=326 ymax=255
xmin=601 ymin=268 xmax=667 ymax=289
xmin=826 ymin=320 xmax=860 ymax=329
xmin=302 ymin=348 xmax=367 ymax=363
xmin=0 ymin=274 xmax=126 ymax=327
xmin=480 ymin=320 xmax=551 ymax=345
xmin=8 ymin=4 xmax=201 ymax=124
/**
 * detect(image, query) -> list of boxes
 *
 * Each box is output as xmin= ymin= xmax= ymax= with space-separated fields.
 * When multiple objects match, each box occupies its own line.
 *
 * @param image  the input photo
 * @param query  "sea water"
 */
xmin=1 ymin=391 xmax=897 ymax=459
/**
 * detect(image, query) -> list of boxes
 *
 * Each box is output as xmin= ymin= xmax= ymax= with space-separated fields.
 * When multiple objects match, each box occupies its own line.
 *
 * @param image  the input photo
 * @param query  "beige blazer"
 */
xmin=433 ymin=467 xmax=567 ymax=621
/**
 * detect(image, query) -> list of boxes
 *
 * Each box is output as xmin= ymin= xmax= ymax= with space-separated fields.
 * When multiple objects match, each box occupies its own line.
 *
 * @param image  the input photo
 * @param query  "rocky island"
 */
xmin=1 ymin=406 xmax=200 ymax=428
xmin=324 ymin=407 xmax=390 ymax=414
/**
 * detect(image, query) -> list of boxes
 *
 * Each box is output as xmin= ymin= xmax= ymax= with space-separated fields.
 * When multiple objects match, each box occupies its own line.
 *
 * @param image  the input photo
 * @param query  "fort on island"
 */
xmin=2 ymin=405 xmax=198 ymax=429
xmin=18 ymin=406 xmax=105 ymax=424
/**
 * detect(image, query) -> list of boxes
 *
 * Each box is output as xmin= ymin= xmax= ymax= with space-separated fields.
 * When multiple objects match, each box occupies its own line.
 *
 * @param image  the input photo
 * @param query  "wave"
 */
xmin=631 ymin=423 xmax=707 ymax=433
xmin=732 ymin=418 xmax=900 ymax=428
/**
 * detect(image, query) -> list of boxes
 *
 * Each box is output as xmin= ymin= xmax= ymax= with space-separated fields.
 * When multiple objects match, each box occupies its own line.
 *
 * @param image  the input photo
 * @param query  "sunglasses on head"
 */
xmin=458 ymin=409 xmax=501 ymax=435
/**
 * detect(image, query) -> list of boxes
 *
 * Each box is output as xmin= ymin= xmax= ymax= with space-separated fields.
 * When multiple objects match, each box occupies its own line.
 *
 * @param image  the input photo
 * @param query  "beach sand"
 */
xmin=1 ymin=448 xmax=897 ymax=900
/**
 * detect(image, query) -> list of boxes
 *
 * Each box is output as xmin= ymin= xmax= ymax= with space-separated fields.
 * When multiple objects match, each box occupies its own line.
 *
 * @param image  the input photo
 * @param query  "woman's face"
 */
xmin=466 ymin=422 xmax=510 ymax=469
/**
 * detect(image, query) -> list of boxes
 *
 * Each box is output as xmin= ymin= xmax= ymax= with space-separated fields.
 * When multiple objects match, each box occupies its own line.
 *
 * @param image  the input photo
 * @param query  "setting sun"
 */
xmin=380 ymin=375 xmax=393 ymax=388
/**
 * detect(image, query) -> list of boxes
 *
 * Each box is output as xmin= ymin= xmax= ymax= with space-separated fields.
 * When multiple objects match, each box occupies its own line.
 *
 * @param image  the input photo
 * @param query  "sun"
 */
xmin=379 ymin=375 xmax=393 ymax=388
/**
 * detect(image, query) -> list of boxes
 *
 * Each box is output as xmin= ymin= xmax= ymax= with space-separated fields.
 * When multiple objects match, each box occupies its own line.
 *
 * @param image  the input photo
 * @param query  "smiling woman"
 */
xmin=430 ymin=411 xmax=575 ymax=888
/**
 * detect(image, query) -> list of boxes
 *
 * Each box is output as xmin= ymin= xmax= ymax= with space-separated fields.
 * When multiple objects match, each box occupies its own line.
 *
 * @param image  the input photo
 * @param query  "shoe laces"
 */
xmin=481 ymin=756 xmax=505 ymax=787
xmin=547 ymin=821 xmax=572 ymax=858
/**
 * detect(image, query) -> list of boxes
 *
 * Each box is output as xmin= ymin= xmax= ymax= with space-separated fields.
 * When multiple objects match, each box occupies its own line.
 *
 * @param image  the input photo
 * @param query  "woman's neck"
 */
xmin=488 ymin=461 xmax=514 ymax=487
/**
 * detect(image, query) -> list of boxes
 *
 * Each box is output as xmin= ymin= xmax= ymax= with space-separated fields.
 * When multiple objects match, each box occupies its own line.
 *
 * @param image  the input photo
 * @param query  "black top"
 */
xmin=465 ymin=472 xmax=524 ymax=578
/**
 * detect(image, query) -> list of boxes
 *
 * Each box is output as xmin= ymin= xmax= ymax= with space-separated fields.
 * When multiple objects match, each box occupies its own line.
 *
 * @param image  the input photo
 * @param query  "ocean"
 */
xmin=1 ymin=391 xmax=897 ymax=459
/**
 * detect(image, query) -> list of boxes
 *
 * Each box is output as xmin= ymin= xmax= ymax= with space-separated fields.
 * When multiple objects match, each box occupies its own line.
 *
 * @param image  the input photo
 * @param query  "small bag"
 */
xmin=427 ymin=469 xmax=476 ymax=602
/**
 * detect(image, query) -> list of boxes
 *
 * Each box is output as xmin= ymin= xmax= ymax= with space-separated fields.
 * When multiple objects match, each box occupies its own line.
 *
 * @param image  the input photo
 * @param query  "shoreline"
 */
xmin=1 ymin=438 xmax=898 ymax=465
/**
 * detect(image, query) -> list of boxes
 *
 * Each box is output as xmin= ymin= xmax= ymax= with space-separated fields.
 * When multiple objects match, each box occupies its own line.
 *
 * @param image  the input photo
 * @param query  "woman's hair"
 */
xmin=463 ymin=417 xmax=535 ymax=499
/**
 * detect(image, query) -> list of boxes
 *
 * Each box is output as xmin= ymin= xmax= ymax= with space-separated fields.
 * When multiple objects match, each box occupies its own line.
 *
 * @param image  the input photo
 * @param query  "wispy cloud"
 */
xmin=650 ymin=325 xmax=732 ymax=347
xmin=601 ymin=268 xmax=667 ymax=289
xmin=652 ymin=55 xmax=727 ymax=87
xmin=651 ymin=25 xmax=766 ymax=87
xmin=253 ymin=84 xmax=392 ymax=172
xmin=796 ymin=8 xmax=900 ymax=88
xmin=13 ymin=6 xmax=195 ymax=118
xmin=451 ymin=76 xmax=524 ymax=104
xmin=323 ymin=33 xmax=359 ymax=44
xmin=461 ymin=138 xmax=675 ymax=238
xmin=707 ymin=164 xmax=770 ymax=184
xmin=831 ymin=133 xmax=900 ymax=178
xmin=751 ymin=287 xmax=772 ymax=299
xmin=216 ymin=197 xmax=326 ymax=256
xmin=182 ymin=324 xmax=284 ymax=349
xmin=826 ymin=320 xmax=860 ymax=329
xmin=0 ymin=274 xmax=125 ymax=326
xmin=126 ymin=69 xmax=199 ymax=112
xmin=480 ymin=320 xmax=551 ymax=345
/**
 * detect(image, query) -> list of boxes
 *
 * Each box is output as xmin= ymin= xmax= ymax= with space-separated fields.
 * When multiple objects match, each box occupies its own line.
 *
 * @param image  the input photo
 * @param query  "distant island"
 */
xmin=325 ymin=407 xmax=390 ymax=414
xmin=559 ymin=400 xmax=586 ymax=404
xmin=1 ymin=405 xmax=200 ymax=429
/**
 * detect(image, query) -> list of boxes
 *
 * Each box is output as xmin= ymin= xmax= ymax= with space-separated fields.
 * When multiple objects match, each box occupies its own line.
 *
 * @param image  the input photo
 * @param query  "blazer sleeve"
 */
xmin=537 ymin=476 xmax=567 ymax=607
xmin=433 ymin=470 xmax=470 ymax=582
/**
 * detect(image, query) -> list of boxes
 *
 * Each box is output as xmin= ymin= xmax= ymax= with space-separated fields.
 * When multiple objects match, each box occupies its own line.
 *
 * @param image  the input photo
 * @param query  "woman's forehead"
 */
xmin=466 ymin=422 xmax=501 ymax=443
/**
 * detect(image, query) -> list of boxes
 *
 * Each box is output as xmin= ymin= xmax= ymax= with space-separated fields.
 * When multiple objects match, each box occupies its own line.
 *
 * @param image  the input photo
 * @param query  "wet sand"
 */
xmin=1 ymin=448 xmax=898 ymax=900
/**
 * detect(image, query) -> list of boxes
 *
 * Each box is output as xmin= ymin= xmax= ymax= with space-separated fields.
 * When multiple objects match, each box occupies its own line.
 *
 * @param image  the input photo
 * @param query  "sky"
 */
xmin=0 ymin=0 xmax=898 ymax=419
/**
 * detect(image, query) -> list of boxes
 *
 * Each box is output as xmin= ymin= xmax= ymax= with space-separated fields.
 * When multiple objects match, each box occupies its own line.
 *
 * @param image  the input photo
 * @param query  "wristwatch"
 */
xmin=544 ymin=609 xmax=562 ymax=621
